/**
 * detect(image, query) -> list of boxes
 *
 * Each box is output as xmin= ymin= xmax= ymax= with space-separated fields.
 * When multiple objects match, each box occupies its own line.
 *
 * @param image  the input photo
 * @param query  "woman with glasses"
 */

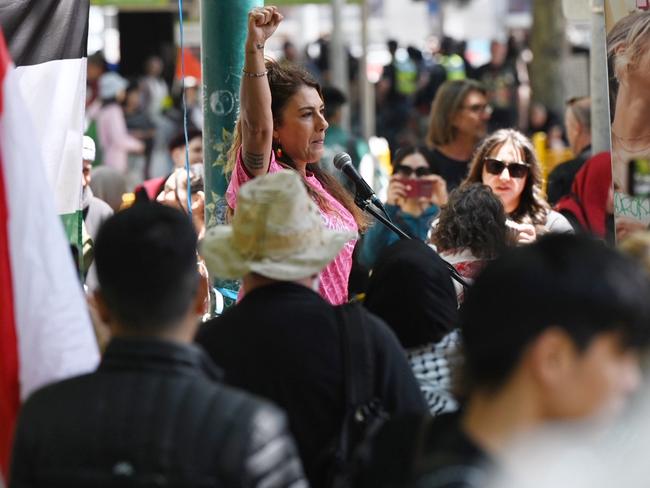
xmin=359 ymin=145 xmax=448 ymax=268
xmin=425 ymin=79 xmax=492 ymax=191
xmin=462 ymin=129 xmax=573 ymax=242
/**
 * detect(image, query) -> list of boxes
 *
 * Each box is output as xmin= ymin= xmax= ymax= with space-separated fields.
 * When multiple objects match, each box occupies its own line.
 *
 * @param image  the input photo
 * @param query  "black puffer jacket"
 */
xmin=9 ymin=337 xmax=307 ymax=488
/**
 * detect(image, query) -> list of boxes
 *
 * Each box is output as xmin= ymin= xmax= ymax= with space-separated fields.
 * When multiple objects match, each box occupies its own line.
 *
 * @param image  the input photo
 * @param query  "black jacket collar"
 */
xmin=99 ymin=336 xmax=223 ymax=381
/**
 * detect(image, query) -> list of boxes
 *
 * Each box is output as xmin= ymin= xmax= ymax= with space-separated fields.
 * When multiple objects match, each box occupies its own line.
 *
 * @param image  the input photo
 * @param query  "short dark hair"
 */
xmin=392 ymin=144 xmax=437 ymax=172
xmin=461 ymin=234 xmax=650 ymax=393
xmin=94 ymin=202 xmax=199 ymax=332
xmin=431 ymin=183 xmax=511 ymax=259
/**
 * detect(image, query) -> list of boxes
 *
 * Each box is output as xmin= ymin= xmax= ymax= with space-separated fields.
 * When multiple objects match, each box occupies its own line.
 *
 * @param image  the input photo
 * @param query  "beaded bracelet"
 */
xmin=242 ymin=68 xmax=268 ymax=78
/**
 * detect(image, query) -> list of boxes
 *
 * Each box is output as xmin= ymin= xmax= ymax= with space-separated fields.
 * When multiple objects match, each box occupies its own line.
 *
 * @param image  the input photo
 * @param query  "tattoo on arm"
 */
xmin=243 ymin=151 xmax=265 ymax=171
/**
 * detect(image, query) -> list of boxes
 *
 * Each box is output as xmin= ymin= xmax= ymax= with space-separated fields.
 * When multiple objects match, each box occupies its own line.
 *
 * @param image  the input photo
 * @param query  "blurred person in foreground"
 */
xmin=359 ymin=145 xmax=447 ymax=269
xmin=462 ymin=129 xmax=573 ymax=242
xmin=546 ymin=97 xmax=592 ymax=206
xmin=197 ymin=170 xmax=427 ymax=488
xmin=226 ymin=6 xmax=367 ymax=305
xmin=425 ymin=79 xmax=491 ymax=191
xmin=364 ymin=240 xmax=461 ymax=416
xmin=430 ymin=182 xmax=514 ymax=302
xmin=9 ymin=202 xmax=307 ymax=488
xmin=359 ymin=234 xmax=650 ymax=488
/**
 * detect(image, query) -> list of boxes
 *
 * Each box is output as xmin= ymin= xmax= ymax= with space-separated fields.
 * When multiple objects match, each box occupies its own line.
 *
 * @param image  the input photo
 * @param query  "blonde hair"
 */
xmin=607 ymin=11 xmax=650 ymax=83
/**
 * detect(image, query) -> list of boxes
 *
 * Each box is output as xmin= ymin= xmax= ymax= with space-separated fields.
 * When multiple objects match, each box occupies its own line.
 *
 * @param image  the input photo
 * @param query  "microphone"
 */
xmin=333 ymin=152 xmax=383 ymax=208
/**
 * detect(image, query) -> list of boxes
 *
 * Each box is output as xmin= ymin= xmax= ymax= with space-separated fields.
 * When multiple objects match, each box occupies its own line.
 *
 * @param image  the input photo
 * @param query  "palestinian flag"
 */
xmin=1 ymin=0 xmax=90 ymax=244
xmin=0 ymin=1 xmax=100 ymax=481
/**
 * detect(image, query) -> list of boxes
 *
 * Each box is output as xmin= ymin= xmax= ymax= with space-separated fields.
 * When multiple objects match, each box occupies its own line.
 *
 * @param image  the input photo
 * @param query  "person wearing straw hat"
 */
xmin=197 ymin=170 xmax=427 ymax=488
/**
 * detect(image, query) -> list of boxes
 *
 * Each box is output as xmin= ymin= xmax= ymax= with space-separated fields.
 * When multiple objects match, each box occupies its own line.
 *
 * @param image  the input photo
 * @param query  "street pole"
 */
xmin=590 ymin=0 xmax=611 ymax=153
xmin=201 ymin=0 xmax=261 ymax=310
xmin=330 ymin=0 xmax=350 ymax=131
xmin=201 ymin=0 xmax=261 ymax=230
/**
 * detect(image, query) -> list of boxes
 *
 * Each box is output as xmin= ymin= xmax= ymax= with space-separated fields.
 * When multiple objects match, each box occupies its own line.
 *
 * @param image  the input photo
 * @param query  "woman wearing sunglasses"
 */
xmin=463 ymin=129 xmax=573 ymax=243
xmin=359 ymin=145 xmax=448 ymax=268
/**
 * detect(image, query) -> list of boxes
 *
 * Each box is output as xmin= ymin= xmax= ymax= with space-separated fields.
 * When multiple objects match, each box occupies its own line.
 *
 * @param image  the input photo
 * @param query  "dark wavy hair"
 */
xmin=431 ymin=183 xmax=511 ymax=259
xmin=392 ymin=144 xmax=438 ymax=173
xmin=464 ymin=129 xmax=550 ymax=227
xmin=228 ymin=59 xmax=369 ymax=231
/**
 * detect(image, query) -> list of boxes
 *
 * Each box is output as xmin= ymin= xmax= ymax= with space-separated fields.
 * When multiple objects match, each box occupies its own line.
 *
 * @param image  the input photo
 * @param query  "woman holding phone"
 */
xmin=359 ymin=145 xmax=448 ymax=268
xmin=462 ymin=129 xmax=573 ymax=243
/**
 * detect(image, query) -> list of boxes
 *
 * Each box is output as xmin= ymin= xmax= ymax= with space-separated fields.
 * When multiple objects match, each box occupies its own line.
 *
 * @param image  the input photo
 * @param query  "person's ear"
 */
xmin=528 ymin=327 xmax=575 ymax=389
xmin=92 ymin=290 xmax=113 ymax=325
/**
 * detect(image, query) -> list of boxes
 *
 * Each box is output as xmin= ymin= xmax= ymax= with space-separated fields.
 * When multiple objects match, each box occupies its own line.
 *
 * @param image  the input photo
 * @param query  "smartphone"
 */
xmin=403 ymin=179 xmax=434 ymax=198
xmin=628 ymin=158 xmax=650 ymax=198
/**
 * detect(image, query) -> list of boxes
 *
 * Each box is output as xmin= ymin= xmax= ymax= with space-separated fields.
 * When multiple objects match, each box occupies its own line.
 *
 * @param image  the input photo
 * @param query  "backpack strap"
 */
xmin=336 ymin=303 xmax=374 ymax=409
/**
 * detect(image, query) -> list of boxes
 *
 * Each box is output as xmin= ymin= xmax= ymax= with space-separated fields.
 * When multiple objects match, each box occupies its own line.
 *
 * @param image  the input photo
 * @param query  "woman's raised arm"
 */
xmin=239 ymin=6 xmax=283 ymax=176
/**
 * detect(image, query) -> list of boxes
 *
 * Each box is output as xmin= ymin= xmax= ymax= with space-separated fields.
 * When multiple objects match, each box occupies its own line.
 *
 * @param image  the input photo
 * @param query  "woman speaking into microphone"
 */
xmin=225 ymin=6 xmax=367 ymax=305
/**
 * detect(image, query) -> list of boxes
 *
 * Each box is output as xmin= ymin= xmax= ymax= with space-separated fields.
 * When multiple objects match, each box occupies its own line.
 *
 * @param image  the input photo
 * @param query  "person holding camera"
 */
xmin=359 ymin=145 xmax=447 ymax=269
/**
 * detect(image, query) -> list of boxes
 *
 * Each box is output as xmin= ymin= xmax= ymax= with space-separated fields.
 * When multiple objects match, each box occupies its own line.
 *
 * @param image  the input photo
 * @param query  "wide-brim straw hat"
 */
xmin=200 ymin=170 xmax=357 ymax=281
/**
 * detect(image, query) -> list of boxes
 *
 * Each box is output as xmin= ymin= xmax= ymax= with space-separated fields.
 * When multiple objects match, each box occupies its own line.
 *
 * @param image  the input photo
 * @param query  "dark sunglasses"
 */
xmin=394 ymin=165 xmax=433 ymax=177
xmin=484 ymin=158 xmax=530 ymax=179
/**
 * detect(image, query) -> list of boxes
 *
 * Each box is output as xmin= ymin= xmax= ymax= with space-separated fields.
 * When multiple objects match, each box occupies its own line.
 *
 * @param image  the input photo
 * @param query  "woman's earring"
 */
xmin=276 ymin=145 xmax=283 ymax=159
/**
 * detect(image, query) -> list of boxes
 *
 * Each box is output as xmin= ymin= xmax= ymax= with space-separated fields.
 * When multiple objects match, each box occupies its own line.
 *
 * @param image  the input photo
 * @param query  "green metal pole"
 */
xmin=201 ymin=0 xmax=261 ymax=309
xmin=201 ymin=0 xmax=261 ymax=230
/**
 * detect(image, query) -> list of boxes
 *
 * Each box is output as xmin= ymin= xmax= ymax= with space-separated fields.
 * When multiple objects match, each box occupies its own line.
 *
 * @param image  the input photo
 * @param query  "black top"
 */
xmin=365 ymin=240 xmax=458 ymax=348
xmin=430 ymin=148 xmax=470 ymax=191
xmin=10 ymin=337 xmax=306 ymax=488
xmin=359 ymin=412 xmax=492 ymax=488
xmin=196 ymin=282 xmax=427 ymax=488
xmin=546 ymin=146 xmax=592 ymax=206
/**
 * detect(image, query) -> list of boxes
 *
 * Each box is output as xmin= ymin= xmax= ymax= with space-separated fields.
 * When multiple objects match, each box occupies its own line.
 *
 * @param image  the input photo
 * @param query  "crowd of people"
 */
xmin=8 ymin=5 xmax=650 ymax=488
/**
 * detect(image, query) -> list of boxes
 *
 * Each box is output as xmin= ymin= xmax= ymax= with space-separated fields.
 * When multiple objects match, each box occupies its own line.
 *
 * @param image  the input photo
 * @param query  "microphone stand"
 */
xmin=354 ymin=195 xmax=411 ymax=240
xmin=354 ymin=195 xmax=471 ymax=289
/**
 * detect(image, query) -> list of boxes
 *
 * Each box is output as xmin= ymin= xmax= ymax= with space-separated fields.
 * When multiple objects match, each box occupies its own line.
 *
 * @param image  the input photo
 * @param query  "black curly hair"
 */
xmin=431 ymin=183 xmax=511 ymax=259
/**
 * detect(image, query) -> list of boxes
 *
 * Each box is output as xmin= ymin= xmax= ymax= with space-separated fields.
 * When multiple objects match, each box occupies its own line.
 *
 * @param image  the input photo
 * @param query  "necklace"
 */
xmin=611 ymin=130 xmax=650 ymax=154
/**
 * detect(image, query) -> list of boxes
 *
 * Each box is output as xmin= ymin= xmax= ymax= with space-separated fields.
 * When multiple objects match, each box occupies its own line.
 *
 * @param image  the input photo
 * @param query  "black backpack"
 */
xmin=322 ymin=303 xmax=390 ymax=488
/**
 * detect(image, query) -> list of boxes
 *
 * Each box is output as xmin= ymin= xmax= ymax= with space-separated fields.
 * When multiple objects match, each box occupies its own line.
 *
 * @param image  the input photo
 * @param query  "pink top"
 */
xmin=97 ymin=104 xmax=145 ymax=173
xmin=226 ymin=149 xmax=358 ymax=305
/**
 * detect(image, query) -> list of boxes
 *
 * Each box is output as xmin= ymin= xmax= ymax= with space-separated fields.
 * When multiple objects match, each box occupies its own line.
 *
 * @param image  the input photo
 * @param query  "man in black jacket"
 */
xmin=197 ymin=171 xmax=428 ymax=488
xmin=9 ymin=202 xmax=307 ymax=488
